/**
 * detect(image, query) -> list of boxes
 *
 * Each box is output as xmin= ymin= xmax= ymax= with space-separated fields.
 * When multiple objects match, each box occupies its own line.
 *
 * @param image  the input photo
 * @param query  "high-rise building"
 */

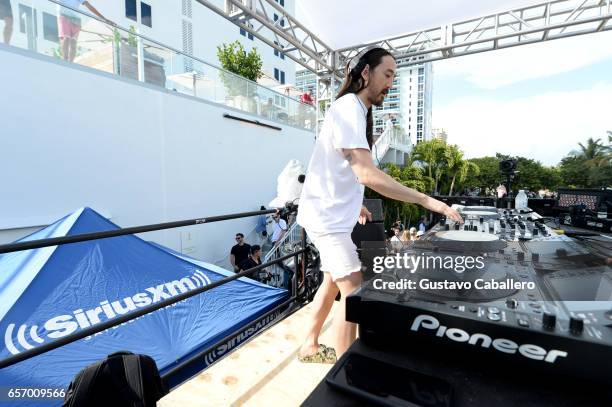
xmin=295 ymin=69 xmax=317 ymax=97
xmin=374 ymin=60 xmax=433 ymax=145
xmin=432 ymin=128 xmax=448 ymax=143
xmin=295 ymin=58 xmax=433 ymax=145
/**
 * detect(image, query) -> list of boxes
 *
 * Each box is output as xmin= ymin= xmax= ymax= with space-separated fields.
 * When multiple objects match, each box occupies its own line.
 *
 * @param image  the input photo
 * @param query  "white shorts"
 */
xmin=307 ymin=230 xmax=362 ymax=282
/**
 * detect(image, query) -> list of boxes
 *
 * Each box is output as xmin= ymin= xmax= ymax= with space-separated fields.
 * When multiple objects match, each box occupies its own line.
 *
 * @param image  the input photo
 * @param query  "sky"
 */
xmin=296 ymin=0 xmax=612 ymax=166
xmin=433 ymin=30 xmax=612 ymax=166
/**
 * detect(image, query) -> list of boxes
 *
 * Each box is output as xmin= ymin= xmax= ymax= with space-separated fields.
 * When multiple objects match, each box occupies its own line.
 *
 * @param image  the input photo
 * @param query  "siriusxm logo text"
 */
xmin=4 ymin=270 xmax=211 ymax=355
xmin=203 ymin=311 xmax=280 ymax=366
xmin=411 ymin=315 xmax=568 ymax=363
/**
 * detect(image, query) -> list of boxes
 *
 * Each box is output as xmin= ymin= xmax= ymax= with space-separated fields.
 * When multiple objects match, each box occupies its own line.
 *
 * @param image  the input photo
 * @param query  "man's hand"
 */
xmin=358 ymin=206 xmax=372 ymax=225
xmin=442 ymin=205 xmax=463 ymax=223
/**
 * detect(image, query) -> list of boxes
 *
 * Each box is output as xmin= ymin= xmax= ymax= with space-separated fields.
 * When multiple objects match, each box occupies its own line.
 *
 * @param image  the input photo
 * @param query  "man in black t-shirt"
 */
xmin=230 ymin=233 xmax=251 ymax=272
xmin=238 ymin=245 xmax=269 ymax=283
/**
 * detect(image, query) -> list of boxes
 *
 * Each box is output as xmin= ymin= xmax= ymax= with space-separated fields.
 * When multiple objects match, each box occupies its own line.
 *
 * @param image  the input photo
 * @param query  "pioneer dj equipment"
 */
xmin=347 ymin=205 xmax=612 ymax=385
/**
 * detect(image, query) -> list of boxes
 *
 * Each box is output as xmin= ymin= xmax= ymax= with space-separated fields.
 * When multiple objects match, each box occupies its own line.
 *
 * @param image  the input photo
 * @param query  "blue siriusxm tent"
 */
xmin=0 ymin=207 xmax=288 ymax=404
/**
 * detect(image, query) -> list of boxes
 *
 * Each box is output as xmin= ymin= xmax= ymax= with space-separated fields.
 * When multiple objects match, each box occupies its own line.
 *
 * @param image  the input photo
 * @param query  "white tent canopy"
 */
xmin=296 ymin=0 xmax=546 ymax=50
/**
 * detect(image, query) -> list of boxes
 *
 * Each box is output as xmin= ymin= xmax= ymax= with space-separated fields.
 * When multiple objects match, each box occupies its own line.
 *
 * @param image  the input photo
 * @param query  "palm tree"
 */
xmin=577 ymin=137 xmax=605 ymax=160
xmin=458 ymin=160 xmax=480 ymax=192
xmin=413 ymin=139 xmax=446 ymax=194
xmin=444 ymin=145 xmax=463 ymax=196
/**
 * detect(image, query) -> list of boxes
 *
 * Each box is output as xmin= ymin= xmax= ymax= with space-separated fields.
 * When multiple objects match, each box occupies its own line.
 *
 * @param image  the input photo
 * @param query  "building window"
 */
xmin=18 ymin=4 xmax=37 ymax=34
xmin=274 ymin=68 xmax=285 ymax=84
xmin=274 ymin=13 xmax=285 ymax=27
xmin=417 ymin=100 xmax=423 ymax=108
xmin=418 ymin=84 xmax=424 ymax=92
xmin=239 ymin=24 xmax=254 ymax=40
xmin=141 ymin=2 xmax=152 ymax=28
xmin=125 ymin=0 xmax=137 ymax=21
xmin=275 ymin=0 xmax=285 ymax=6
xmin=419 ymin=67 xmax=425 ymax=75
xmin=125 ymin=0 xmax=152 ymax=27
xmin=273 ymin=41 xmax=285 ymax=59
xmin=43 ymin=12 xmax=58 ymax=42
xmin=417 ymin=124 xmax=423 ymax=131
xmin=417 ymin=116 xmax=423 ymax=123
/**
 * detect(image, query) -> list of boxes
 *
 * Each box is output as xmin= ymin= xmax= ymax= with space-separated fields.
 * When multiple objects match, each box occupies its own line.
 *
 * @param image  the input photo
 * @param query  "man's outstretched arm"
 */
xmin=342 ymin=148 xmax=463 ymax=223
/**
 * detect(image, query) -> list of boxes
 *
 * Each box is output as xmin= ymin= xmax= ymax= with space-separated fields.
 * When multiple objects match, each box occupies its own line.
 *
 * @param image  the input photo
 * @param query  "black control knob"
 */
xmin=517 ymin=252 xmax=525 ymax=261
xmin=569 ymin=317 xmax=584 ymax=335
xmin=531 ymin=252 xmax=540 ymax=262
xmin=444 ymin=224 xmax=450 ymax=230
xmin=506 ymin=298 xmax=518 ymax=309
xmin=454 ymin=223 xmax=460 ymax=230
xmin=464 ymin=225 xmax=469 ymax=231
xmin=542 ymin=312 xmax=556 ymax=330
xmin=532 ymin=228 xmax=539 ymax=236
xmin=439 ymin=218 xmax=445 ymax=226
xmin=479 ymin=217 xmax=484 ymax=223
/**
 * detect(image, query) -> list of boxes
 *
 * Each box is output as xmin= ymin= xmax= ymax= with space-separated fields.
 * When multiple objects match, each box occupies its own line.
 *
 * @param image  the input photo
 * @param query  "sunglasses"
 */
xmin=235 ymin=236 xmax=242 ymax=240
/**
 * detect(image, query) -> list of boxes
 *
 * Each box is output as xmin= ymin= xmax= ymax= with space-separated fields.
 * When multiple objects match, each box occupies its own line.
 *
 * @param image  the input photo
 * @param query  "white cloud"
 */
xmin=433 ymin=82 xmax=612 ymax=166
xmin=435 ymin=31 xmax=612 ymax=89
xmin=296 ymin=0 xmax=540 ymax=50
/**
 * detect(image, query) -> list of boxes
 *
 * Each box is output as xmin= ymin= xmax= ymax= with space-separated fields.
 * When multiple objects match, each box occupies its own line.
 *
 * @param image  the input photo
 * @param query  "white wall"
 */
xmin=0 ymin=45 xmax=314 ymax=265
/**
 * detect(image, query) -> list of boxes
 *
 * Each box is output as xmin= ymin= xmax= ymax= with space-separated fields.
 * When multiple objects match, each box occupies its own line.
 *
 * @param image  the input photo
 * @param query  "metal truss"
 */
xmin=336 ymin=0 xmax=612 ymax=69
xmin=195 ymin=0 xmax=612 ymax=105
xmin=195 ymin=0 xmax=340 ymax=79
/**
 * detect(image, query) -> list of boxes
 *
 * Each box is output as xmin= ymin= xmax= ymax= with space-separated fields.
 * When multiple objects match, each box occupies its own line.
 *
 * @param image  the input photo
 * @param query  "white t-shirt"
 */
xmin=271 ymin=218 xmax=287 ymax=242
xmin=297 ymin=93 xmax=369 ymax=234
xmin=58 ymin=0 xmax=85 ymax=18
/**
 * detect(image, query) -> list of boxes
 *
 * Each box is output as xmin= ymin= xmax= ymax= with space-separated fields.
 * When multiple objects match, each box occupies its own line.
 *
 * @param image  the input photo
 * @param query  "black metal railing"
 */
xmin=0 ymin=205 xmax=310 ymax=379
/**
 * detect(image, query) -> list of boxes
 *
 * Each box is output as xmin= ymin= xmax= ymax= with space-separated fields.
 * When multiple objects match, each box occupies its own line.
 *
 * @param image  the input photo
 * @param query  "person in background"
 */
xmin=497 ymin=184 xmax=507 ymax=199
xmin=0 ymin=0 xmax=13 ymax=45
xmin=230 ymin=233 xmax=251 ymax=272
xmin=239 ymin=245 xmax=269 ymax=283
xmin=408 ymin=226 xmax=417 ymax=241
xmin=415 ymin=230 xmax=424 ymax=240
xmin=401 ymin=229 xmax=411 ymax=242
xmin=270 ymin=213 xmax=287 ymax=246
xmin=255 ymin=206 xmax=268 ymax=242
xmin=300 ymin=90 xmax=315 ymax=106
xmin=418 ymin=216 xmax=427 ymax=233
xmin=57 ymin=0 xmax=114 ymax=62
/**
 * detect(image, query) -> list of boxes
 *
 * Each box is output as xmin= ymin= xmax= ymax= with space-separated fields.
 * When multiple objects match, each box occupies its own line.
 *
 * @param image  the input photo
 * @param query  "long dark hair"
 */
xmin=336 ymin=47 xmax=395 ymax=148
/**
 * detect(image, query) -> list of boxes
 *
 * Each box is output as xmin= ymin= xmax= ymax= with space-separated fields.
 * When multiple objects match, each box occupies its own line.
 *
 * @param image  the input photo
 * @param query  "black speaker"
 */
xmin=351 ymin=222 xmax=386 ymax=248
xmin=351 ymin=199 xmax=386 ymax=281
xmin=528 ymin=198 xmax=557 ymax=216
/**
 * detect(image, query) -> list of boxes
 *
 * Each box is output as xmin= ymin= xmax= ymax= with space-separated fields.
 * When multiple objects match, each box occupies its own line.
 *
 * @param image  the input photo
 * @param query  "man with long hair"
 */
xmin=296 ymin=47 xmax=463 ymax=363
